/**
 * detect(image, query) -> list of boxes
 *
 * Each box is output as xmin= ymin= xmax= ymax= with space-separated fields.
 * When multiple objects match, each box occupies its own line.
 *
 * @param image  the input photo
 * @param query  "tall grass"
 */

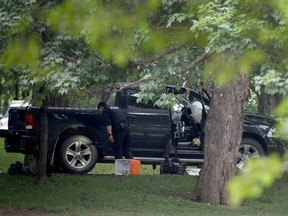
xmin=0 ymin=138 xmax=288 ymax=216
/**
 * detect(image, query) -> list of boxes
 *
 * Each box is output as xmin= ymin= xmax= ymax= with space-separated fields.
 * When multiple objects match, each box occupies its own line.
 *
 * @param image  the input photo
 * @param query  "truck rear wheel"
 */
xmin=59 ymin=135 xmax=98 ymax=174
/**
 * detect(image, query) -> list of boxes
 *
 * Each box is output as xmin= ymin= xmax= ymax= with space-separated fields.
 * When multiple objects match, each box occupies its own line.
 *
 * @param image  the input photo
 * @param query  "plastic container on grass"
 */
xmin=114 ymin=159 xmax=141 ymax=176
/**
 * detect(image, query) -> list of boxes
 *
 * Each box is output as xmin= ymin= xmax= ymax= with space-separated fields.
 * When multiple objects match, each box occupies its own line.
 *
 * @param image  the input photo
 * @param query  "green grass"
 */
xmin=0 ymin=138 xmax=288 ymax=216
xmin=0 ymin=139 xmax=24 ymax=173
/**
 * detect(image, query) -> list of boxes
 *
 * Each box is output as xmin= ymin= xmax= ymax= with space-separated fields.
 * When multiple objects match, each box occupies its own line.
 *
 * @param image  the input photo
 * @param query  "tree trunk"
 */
xmin=37 ymin=98 xmax=49 ymax=183
xmin=271 ymin=93 xmax=283 ymax=114
xmin=194 ymin=74 xmax=249 ymax=205
xmin=24 ymin=154 xmax=38 ymax=174
xmin=3 ymin=86 xmax=10 ymax=114
xmin=257 ymin=85 xmax=271 ymax=115
xmin=47 ymin=92 xmax=69 ymax=107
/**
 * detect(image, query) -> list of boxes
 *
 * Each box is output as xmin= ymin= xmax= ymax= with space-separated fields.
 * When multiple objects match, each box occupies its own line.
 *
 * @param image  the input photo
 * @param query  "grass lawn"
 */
xmin=0 ymin=138 xmax=288 ymax=216
xmin=0 ymin=139 xmax=24 ymax=174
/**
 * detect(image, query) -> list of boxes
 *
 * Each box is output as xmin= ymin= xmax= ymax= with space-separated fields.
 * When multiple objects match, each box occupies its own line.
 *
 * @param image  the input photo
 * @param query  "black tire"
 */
xmin=59 ymin=135 xmax=98 ymax=174
xmin=237 ymin=138 xmax=265 ymax=171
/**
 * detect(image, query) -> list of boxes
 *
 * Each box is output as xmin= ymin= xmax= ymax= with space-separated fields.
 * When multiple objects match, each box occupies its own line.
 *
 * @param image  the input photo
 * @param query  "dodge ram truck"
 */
xmin=0 ymin=86 xmax=285 ymax=174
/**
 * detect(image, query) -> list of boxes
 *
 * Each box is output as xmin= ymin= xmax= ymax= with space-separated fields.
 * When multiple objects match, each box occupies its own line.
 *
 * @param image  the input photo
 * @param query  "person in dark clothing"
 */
xmin=97 ymin=102 xmax=133 ymax=159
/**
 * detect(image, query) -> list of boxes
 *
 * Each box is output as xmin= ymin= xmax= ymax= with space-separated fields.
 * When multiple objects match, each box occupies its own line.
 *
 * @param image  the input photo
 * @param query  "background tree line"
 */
xmin=1 ymin=0 xmax=286 ymax=115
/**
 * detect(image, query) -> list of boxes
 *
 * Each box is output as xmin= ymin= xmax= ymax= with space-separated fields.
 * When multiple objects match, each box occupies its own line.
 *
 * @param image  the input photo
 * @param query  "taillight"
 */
xmin=25 ymin=113 xmax=35 ymax=129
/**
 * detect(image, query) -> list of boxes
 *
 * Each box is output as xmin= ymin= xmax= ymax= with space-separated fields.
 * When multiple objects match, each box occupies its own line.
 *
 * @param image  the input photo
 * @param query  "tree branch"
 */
xmin=178 ymin=50 xmax=215 ymax=76
xmin=103 ymin=77 xmax=153 ymax=93
xmin=94 ymin=47 xmax=179 ymax=70
xmin=128 ymin=47 xmax=179 ymax=67
xmin=116 ymin=77 xmax=153 ymax=91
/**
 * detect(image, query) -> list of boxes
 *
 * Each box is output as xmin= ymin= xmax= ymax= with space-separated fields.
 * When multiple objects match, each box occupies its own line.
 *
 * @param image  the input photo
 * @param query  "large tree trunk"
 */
xmin=271 ymin=93 xmax=283 ymax=114
xmin=257 ymin=86 xmax=271 ymax=115
xmin=254 ymin=86 xmax=283 ymax=116
xmin=194 ymin=74 xmax=249 ymax=205
xmin=37 ymin=98 xmax=49 ymax=183
xmin=24 ymin=154 xmax=38 ymax=174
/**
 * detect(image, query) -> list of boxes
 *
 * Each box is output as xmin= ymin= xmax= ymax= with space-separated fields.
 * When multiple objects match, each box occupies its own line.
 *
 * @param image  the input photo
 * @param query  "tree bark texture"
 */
xmin=24 ymin=154 xmax=38 ymax=174
xmin=37 ymin=98 xmax=49 ymax=183
xmin=257 ymin=86 xmax=271 ymax=115
xmin=194 ymin=74 xmax=249 ymax=205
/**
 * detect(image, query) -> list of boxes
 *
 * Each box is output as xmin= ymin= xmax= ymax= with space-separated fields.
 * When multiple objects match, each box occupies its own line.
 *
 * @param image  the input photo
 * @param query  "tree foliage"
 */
xmin=1 ymin=0 xmax=288 ymax=107
xmin=228 ymin=154 xmax=283 ymax=206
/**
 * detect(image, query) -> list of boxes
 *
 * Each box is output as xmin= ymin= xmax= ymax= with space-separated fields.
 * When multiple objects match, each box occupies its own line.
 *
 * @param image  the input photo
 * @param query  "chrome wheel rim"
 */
xmin=237 ymin=144 xmax=260 ymax=170
xmin=65 ymin=141 xmax=92 ymax=169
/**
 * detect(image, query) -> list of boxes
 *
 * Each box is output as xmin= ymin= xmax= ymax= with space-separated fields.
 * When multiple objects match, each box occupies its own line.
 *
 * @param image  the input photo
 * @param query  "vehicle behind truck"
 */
xmin=0 ymin=86 xmax=285 ymax=174
xmin=0 ymin=100 xmax=30 ymax=130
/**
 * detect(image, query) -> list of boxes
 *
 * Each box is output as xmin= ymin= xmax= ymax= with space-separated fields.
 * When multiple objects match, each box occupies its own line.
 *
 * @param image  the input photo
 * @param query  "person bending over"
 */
xmin=97 ymin=102 xmax=133 ymax=159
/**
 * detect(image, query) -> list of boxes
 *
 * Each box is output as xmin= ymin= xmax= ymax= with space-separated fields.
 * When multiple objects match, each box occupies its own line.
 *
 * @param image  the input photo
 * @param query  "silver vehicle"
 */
xmin=0 ymin=100 xmax=30 ymax=130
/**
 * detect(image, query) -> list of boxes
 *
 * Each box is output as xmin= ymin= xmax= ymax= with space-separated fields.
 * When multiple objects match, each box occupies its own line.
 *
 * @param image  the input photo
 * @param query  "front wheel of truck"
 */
xmin=59 ymin=135 xmax=98 ymax=174
xmin=237 ymin=138 xmax=265 ymax=171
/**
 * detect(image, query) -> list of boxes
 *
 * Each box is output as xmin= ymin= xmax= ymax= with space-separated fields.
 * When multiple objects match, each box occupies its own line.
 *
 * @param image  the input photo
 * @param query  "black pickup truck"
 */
xmin=0 ymin=86 xmax=285 ymax=174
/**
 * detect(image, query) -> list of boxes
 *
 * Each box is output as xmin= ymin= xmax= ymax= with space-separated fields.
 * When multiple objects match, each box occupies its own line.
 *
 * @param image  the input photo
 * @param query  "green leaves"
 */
xmin=1 ymin=35 xmax=40 ymax=71
xmin=228 ymin=154 xmax=283 ymax=207
xmin=205 ymin=50 xmax=264 ymax=86
xmin=0 ymin=0 xmax=41 ymax=70
xmin=167 ymin=13 xmax=189 ymax=28
xmin=253 ymin=69 xmax=288 ymax=95
xmin=275 ymin=98 xmax=288 ymax=118
xmin=49 ymin=0 xmax=163 ymax=67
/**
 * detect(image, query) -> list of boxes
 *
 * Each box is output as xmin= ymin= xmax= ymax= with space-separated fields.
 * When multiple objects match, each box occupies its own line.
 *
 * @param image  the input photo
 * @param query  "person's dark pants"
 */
xmin=112 ymin=125 xmax=133 ymax=159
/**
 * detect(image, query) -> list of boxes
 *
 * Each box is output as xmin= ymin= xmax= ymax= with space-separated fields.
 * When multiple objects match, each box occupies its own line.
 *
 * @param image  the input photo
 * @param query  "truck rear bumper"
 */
xmin=0 ymin=129 xmax=8 ymax=138
xmin=4 ymin=134 xmax=39 ymax=154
